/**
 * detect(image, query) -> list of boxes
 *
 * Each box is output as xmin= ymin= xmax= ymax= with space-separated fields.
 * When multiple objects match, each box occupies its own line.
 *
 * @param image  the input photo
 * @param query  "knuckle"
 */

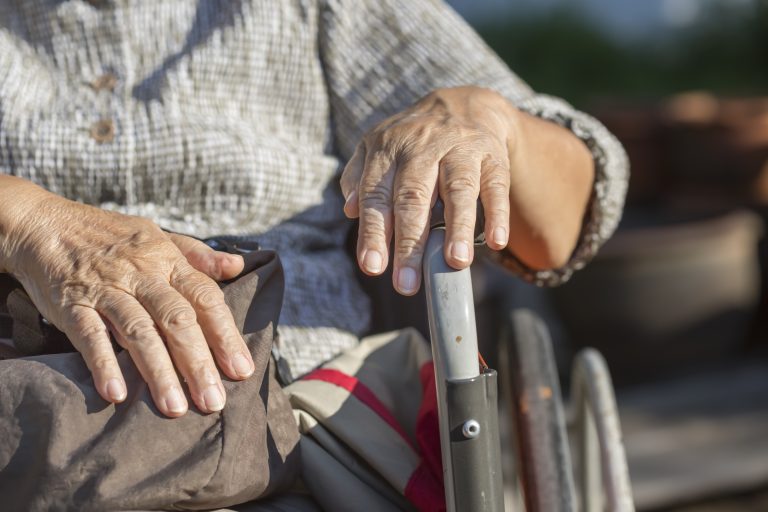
xmin=444 ymin=174 xmax=479 ymax=195
xmin=484 ymin=152 xmax=509 ymax=168
xmin=371 ymin=127 xmax=395 ymax=148
xmin=122 ymin=317 xmax=158 ymax=343
xmin=88 ymin=355 xmax=115 ymax=373
xmin=159 ymin=304 xmax=197 ymax=330
xmin=395 ymin=234 xmax=423 ymax=258
xmin=67 ymin=309 xmax=105 ymax=336
xmin=140 ymin=278 xmax=169 ymax=297
xmin=360 ymin=186 xmax=391 ymax=209
xmin=483 ymin=157 xmax=510 ymax=176
xmin=124 ymin=223 xmax=163 ymax=248
xmin=482 ymin=176 xmax=510 ymax=195
xmin=190 ymin=282 xmax=225 ymax=311
xmin=76 ymin=322 xmax=109 ymax=346
xmin=170 ymin=262 xmax=196 ymax=282
xmin=360 ymin=220 xmax=387 ymax=241
xmin=59 ymin=284 xmax=96 ymax=308
xmin=394 ymin=182 xmax=432 ymax=207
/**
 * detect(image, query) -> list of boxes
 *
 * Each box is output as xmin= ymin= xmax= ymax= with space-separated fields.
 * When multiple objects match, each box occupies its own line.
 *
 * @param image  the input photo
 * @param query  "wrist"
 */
xmin=0 ymin=176 xmax=52 ymax=274
xmin=502 ymin=103 xmax=527 ymax=176
xmin=501 ymin=109 xmax=595 ymax=269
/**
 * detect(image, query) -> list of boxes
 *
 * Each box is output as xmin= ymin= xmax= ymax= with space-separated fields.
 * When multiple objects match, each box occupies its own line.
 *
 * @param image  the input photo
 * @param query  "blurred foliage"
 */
xmin=477 ymin=1 xmax=768 ymax=107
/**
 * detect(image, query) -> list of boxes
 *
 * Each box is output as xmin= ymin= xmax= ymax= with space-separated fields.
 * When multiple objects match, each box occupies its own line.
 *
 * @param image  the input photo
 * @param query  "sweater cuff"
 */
xmin=490 ymin=94 xmax=629 ymax=287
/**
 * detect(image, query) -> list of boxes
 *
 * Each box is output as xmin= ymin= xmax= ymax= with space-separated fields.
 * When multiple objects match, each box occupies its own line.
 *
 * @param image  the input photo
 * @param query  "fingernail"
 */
xmin=232 ymin=352 xmax=254 ymax=378
xmin=203 ymin=385 xmax=225 ymax=412
xmin=451 ymin=241 xmax=470 ymax=263
xmin=164 ymin=387 xmax=187 ymax=415
xmin=106 ymin=378 xmax=127 ymax=402
xmin=397 ymin=267 xmax=418 ymax=294
xmin=493 ymin=227 xmax=508 ymax=246
xmin=362 ymin=249 xmax=382 ymax=274
xmin=343 ymin=191 xmax=358 ymax=218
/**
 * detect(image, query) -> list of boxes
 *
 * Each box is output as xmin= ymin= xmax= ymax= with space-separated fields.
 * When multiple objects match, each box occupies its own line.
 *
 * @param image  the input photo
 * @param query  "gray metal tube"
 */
xmin=424 ymin=227 xmax=504 ymax=512
xmin=445 ymin=371 xmax=505 ymax=512
xmin=423 ymin=228 xmax=481 ymax=381
xmin=424 ymin=228 xmax=477 ymax=512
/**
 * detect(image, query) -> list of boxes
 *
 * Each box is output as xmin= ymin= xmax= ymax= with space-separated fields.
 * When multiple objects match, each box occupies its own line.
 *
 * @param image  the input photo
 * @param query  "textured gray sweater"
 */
xmin=0 ymin=0 xmax=628 ymax=380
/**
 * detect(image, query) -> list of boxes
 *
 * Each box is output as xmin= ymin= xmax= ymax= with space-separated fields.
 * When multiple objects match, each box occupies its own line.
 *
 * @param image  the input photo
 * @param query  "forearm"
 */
xmin=0 ymin=175 xmax=50 ymax=273
xmin=505 ymin=108 xmax=595 ymax=270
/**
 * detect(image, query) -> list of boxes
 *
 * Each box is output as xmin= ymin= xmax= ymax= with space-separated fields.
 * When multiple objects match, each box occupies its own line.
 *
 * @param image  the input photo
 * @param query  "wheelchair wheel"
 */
xmin=499 ymin=308 xmax=577 ymax=512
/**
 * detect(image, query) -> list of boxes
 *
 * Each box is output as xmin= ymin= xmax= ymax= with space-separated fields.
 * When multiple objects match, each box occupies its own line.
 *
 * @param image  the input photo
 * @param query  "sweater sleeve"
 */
xmin=318 ymin=0 xmax=629 ymax=286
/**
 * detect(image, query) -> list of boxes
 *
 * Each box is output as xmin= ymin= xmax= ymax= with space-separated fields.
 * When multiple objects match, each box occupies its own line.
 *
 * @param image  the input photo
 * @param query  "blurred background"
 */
xmin=446 ymin=1 xmax=768 ymax=510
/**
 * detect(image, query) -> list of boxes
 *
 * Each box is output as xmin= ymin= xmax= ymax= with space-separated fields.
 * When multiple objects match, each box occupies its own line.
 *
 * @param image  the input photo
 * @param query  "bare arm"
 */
xmin=507 ymin=105 xmax=594 ymax=270
xmin=0 ymin=175 xmax=49 ymax=273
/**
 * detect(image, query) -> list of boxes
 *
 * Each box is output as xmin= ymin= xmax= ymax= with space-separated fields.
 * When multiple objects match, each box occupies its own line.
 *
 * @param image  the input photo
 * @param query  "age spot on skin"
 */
xmin=455 ymin=335 xmax=462 ymax=343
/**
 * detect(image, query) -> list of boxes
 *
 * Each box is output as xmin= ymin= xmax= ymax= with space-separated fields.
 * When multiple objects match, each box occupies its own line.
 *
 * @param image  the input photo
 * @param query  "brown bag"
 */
xmin=0 ymin=250 xmax=300 ymax=512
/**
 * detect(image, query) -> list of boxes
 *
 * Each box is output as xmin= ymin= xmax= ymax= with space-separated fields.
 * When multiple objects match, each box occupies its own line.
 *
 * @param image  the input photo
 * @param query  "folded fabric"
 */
xmin=286 ymin=328 xmax=445 ymax=512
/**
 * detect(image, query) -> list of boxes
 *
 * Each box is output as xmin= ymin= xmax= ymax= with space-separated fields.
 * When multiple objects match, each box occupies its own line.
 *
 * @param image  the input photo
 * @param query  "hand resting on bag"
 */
xmin=0 ymin=175 xmax=255 ymax=417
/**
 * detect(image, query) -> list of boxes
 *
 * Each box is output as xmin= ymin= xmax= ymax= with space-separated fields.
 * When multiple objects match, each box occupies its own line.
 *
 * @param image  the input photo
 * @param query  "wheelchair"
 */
xmin=356 ymin=203 xmax=635 ymax=512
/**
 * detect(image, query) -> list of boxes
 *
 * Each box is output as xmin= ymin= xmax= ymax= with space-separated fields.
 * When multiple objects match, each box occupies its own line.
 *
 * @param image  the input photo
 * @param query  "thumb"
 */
xmin=166 ymin=232 xmax=244 ymax=281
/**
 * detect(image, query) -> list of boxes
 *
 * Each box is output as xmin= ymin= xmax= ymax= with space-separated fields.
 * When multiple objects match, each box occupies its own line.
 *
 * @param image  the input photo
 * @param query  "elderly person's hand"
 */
xmin=0 ymin=176 xmax=254 ymax=417
xmin=341 ymin=86 xmax=594 ymax=294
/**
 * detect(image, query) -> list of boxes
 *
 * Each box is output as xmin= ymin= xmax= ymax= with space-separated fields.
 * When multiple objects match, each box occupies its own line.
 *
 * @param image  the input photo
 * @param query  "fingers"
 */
xmin=348 ymin=99 xmax=514 ymax=289
xmin=170 ymin=263 xmax=254 ymax=381
xmin=134 ymin=281 xmax=229 ymax=415
xmin=167 ymin=232 xmax=244 ymax=281
xmin=355 ymin=142 xmax=507 ymax=287
xmin=438 ymin=149 xmax=482 ymax=269
xmin=479 ymin=156 xmax=511 ymax=251
xmin=99 ymin=292 xmax=189 ymax=417
xmin=340 ymin=143 xmax=366 ymax=219
xmin=92 ymin=263 xmax=251 ymax=418
xmin=391 ymin=157 xmax=439 ymax=295
xmin=356 ymin=149 xmax=396 ymax=277
xmin=63 ymin=306 xmax=126 ymax=404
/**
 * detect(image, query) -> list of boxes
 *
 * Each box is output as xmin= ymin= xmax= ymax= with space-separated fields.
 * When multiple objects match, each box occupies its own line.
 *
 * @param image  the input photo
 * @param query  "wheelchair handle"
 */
xmin=423 ymin=227 xmax=480 ymax=381
xmin=424 ymin=219 xmax=504 ymax=512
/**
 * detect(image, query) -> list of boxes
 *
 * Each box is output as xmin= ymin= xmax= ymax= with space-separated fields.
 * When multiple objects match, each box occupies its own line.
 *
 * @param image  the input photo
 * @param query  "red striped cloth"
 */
xmin=303 ymin=362 xmax=445 ymax=512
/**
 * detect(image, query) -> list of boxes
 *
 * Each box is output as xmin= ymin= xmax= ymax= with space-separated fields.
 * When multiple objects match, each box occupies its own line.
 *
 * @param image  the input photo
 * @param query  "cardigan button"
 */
xmin=90 ymin=73 xmax=118 ymax=92
xmin=90 ymin=119 xmax=115 ymax=143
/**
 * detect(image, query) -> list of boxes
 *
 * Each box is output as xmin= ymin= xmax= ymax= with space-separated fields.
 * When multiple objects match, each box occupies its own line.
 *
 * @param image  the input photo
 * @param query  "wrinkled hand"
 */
xmin=3 ymin=194 xmax=254 ymax=417
xmin=341 ymin=86 xmax=518 ymax=295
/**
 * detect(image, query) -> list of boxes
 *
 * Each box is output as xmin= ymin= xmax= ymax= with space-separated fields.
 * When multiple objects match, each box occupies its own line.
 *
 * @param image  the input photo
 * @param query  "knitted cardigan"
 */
xmin=0 ymin=0 xmax=628 ymax=380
